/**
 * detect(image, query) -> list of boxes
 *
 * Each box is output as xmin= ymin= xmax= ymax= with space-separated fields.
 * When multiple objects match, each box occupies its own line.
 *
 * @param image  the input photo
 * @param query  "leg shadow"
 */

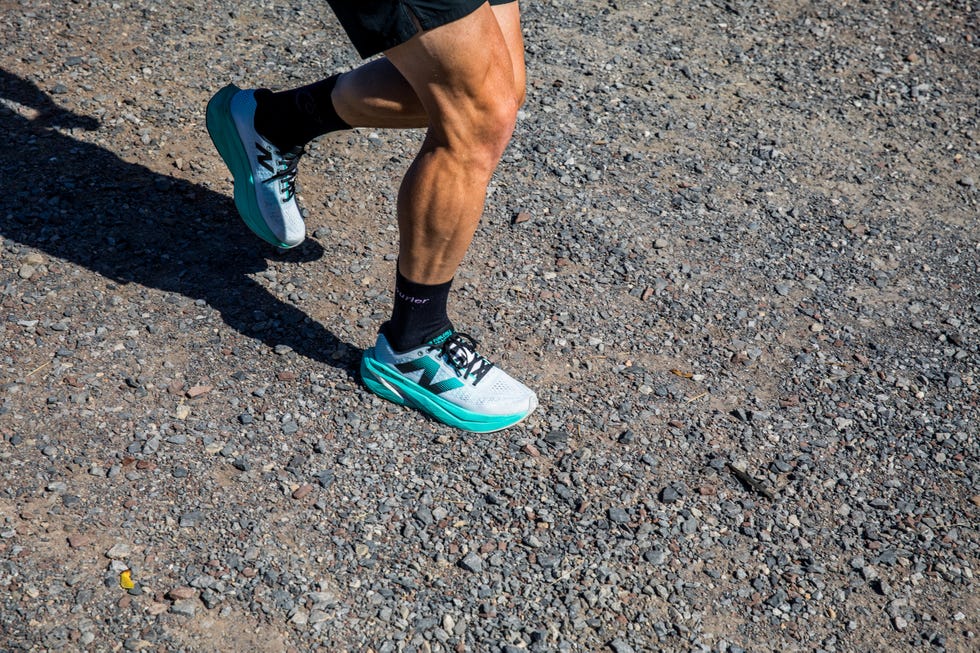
xmin=0 ymin=68 xmax=361 ymax=375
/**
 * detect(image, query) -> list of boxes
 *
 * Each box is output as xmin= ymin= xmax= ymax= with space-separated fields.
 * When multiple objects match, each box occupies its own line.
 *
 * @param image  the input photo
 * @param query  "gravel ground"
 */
xmin=1 ymin=1 xmax=977 ymax=651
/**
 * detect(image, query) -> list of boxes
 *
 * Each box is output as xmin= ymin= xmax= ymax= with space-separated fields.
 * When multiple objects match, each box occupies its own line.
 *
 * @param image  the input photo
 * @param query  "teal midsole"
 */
xmin=360 ymin=349 xmax=529 ymax=433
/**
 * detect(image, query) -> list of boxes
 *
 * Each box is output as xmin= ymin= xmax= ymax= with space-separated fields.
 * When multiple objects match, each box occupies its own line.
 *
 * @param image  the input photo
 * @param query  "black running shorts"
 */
xmin=327 ymin=0 xmax=516 ymax=59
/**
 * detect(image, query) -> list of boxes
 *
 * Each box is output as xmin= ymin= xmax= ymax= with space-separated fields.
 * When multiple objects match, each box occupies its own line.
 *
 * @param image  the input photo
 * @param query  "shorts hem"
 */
xmin=331 ymin=0 xmax=502 ymax=60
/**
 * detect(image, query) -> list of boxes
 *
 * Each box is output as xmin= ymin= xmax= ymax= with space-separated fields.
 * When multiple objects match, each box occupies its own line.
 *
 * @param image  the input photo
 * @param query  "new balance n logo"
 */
xmin=256 ymin=142 xmax=274 ymax=173
xmin=396 ymin=358 xmax=463 ymax=395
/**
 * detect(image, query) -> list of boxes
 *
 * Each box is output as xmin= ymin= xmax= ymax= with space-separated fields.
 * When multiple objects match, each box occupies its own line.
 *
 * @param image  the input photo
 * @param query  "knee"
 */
xmin=441 ymin=89 xmax=518 ymax=174
xmin=423 ymin=55 xmax=522 ymax=172
xmin=480 ymin=90 xmax=520 ymax=159
xmin=486 ymin=63 xmax=526 ymax=154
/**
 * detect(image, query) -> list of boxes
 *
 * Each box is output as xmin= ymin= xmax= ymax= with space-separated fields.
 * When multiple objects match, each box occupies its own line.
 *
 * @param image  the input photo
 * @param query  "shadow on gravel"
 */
xmin=0 ymin=68 xmax=361 ymax=375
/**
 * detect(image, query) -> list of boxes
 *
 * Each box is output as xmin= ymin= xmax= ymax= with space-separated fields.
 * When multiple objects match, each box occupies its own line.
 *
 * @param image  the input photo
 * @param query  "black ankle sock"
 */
xmin=384 ymin=268 xmax=453 ymax=352
xmin=253 ymin=73 xmax=350 ymax=150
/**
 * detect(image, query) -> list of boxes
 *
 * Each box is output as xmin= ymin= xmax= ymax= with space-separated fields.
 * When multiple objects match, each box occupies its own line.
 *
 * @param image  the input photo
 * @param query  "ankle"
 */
xmin=253 ymin=75 xmax=350 ymax=150
xmin=385 ymin=268 xmax=453 ymax=351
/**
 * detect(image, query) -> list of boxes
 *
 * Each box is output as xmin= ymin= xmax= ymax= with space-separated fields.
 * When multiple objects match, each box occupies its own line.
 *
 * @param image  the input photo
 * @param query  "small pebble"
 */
xmin=458 ymin=553 xmax=484 ymax=573
xmin=292 ymin=484 xmax=313 ymax=499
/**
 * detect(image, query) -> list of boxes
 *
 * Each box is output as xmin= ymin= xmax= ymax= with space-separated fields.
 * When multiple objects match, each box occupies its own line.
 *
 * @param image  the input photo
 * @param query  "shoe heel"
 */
xmin=360 ymin=351 xmax=408 ymax=407
xmin=205 ymin=84 xmax=239 ymax=144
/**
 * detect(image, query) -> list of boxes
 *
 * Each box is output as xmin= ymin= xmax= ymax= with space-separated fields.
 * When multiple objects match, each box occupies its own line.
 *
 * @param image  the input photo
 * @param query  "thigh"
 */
xmin=383 ymin=3 xmax=512 ymax=113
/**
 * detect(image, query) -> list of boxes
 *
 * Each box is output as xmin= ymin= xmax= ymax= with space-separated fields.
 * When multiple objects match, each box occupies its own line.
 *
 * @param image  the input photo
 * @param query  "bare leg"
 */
xmin=331 ymin=57 xmax=427 ymax=128
xmin=332 ymin=3 xmax=525 ymax=129
xmin=379 ymin=3 xmax=521 ymax=285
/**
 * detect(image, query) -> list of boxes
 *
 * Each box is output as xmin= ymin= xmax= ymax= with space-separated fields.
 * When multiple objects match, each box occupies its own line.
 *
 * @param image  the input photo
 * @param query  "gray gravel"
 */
xmin=1 ymin=1 xmax=978 ymax=652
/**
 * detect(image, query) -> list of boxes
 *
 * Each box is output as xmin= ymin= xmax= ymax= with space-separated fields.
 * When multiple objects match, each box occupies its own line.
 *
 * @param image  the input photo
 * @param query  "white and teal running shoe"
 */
xmin=206 ymin=84 xmax=306 ymax=249
xmin=361 ymin=328 xmax=538 ymax=433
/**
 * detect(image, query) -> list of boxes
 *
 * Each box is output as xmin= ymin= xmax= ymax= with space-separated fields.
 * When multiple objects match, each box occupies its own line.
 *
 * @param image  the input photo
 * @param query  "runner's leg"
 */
xmin=381 ymin=3 xmax=520 ymax=285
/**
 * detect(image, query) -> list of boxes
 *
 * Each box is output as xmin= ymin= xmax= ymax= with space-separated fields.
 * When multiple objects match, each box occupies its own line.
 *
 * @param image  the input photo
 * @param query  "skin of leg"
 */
xmin=331 ymin=2 xmax=525 ymax=129
xmin=490 ymin=2 xmax=527 ymax=106
xmin=382 ymin=3 xmax=521 ymax=285
xmin=331 ymin=57 xmax=426 ymax=128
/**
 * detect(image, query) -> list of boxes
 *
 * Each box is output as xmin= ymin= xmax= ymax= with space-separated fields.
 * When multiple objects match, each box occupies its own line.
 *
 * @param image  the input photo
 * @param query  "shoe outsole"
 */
xmin=361 ymin=348 xmax=537 ymax=433
xmin=206 ymin=84 xmax=298 ymax=250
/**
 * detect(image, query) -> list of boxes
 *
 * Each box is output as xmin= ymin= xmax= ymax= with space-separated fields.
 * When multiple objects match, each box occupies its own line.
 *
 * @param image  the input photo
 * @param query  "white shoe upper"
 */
xmin=230 ymin=90 xmax=306 ymax=248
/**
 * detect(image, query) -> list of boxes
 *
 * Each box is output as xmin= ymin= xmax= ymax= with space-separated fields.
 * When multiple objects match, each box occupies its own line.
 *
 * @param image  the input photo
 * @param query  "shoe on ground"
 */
xmin=206 ymin=84 xmax=305 ymax=249
xmin=361 ymin=328 xmax=538 ymax=433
